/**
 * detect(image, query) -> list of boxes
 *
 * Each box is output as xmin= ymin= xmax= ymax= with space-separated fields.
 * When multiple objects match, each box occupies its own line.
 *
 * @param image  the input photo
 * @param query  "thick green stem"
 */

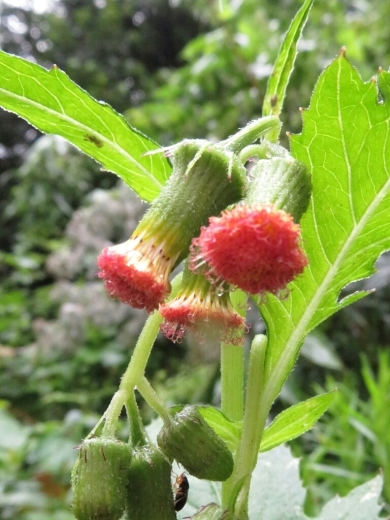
xmin=101 ymin=389 xmax=127 ymax=437
xmin=221 ymin=343 xmax=244 ymax=422
xmin=229 ymin=335 xmax=268 ymax=518
xmin=137 ymin=376 xmax=171 ymax=424
xmin=221 ymin=289 xmax=247 ymax=509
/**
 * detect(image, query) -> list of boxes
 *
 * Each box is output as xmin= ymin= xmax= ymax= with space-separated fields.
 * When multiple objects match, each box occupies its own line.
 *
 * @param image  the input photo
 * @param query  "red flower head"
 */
xmin=97 ymin=232 xmax=179 ymax=313
xmin=190 ymin=204 xmax=308 ymax=297
xmin=159 ymin=266 xmax=246 ymax=345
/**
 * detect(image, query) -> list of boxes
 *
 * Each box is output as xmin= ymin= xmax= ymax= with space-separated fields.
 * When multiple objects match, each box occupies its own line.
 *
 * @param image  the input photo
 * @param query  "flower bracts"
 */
xmin=98 ymin=122 xmax=312 ymax=334
xmin=98 ymin=140 xmax=246 ymax=312
xmin=190 ymin=155 xmax=311 ymax=298
xmin=159 ymin=261 xmax=246 ymax=345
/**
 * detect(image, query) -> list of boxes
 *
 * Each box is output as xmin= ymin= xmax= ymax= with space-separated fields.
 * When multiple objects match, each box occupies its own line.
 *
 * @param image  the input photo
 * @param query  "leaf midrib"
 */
xmin=263 ymin=143 xmax=390 ymax=409
xmin=0 ymin=82 xmax=163 ymax=193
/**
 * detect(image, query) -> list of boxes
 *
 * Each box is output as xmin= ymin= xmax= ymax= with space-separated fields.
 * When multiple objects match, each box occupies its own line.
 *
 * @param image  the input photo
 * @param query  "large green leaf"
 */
xmin=0 ymin=51 xmax=171 ymax=201
xmin=248 ymin=445 xmax=383 ymax=520
xmin=259 ymin=50 xmax=390 ymax=407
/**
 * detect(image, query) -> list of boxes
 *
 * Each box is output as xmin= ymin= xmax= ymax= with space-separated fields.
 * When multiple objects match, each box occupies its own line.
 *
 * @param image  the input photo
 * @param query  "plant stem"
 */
xmin=221 ymin=343 xmax=244 ymax=422
xmin=101 ymin=389 xmax=126 ymax=437
xmin=119 ymin=310 xmax=163 ymax=392
xmin=100 ymin=274 xmax=182 ymax=438
xmin=137 ymin=376 xmax=171 ymax=424
xmin=230 ymin=335 xmax=268 ymax=518
xmin=220 ymin=116 xmax=281 ymax=154
xmin=126 ymin=389 xmax=148 ymax=447
xmin=221 ymin=290 xmax=247 ymax=508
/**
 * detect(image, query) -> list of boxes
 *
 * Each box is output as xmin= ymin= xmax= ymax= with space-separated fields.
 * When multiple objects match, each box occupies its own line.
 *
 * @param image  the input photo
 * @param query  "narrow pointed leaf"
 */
xmin=260 ymin=391 xmax=336 ymax=453
xmin=0 ymin=51 xmax=171 ymax=201
xmin=258 ymin=50 xmax=390 ymax=408
xmin=262 ymin=0 xmax=314 ymax=120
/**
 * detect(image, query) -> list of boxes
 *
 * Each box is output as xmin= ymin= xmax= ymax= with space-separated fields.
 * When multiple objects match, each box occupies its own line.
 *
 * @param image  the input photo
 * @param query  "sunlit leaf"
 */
xmin=260 ymin=391 xmax=336 ymax=452
xmin=0 ymin=51 xmax=172 ymax=201
xmin=258 ymin=50 xmax=390 ymax=408
xmin=262 ymin=0 xmax=314 ymax=120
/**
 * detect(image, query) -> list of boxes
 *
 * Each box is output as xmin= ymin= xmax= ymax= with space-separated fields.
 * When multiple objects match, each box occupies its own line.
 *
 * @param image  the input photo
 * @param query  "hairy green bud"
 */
xmin=246 ymin=155 xmax=312 ymax=223
xmin=71 ymin=437 xmax=131 ymax=520
xmin=157 ymin=405 xmax=234 ymax=481
xmin=125 ymin=445 xmax=176 ymax=520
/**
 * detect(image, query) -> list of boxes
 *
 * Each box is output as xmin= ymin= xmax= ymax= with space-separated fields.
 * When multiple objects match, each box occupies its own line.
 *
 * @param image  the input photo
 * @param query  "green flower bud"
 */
xmin=98 ymin=140 xmax=246 ymax=313
xmin=157 ymin=405 xmax=234 ymax=481
xmin=126 ymin=445 xmax=176 ymax=520
xmin=71 ymin=437 xmax=131 ymax=520
xmin=246 ymin=155 xmax=312 ymax=223
xmin=189 ymin=503 xmax=230 ymax=519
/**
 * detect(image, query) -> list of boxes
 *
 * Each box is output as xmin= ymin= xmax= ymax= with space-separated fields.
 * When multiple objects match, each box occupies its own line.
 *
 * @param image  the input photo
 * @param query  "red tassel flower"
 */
xmin=190 ymin=204 xmax=308 ymax=297
xmin=159 ymin=267 xmax=246 ymax=345
xmin=98 ymin=233 xmax=178 ymax=313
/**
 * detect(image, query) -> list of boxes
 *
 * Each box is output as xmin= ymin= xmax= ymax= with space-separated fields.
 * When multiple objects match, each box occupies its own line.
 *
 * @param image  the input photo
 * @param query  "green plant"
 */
xmin=1 ymin=0 xmax=389 ymax=518
xmin=290 ymin=350 xmax=390 ymax=516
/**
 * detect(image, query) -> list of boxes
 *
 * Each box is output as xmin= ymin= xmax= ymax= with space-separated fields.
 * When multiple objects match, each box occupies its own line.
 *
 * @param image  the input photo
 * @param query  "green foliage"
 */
xmin=258 ymin=51 xmax=390 ymax=412
xmin=0 ymin=401 xmax=79 ymax=520
xmin=175 ymin=443 xmax=383 ymax=520
xmin=259 ymin=392 xmax=336 ymax=453
xmin=0 ymin=51 xmax=171 ymax=201
xmin=291 ymin=350 xmax=390 ymax=515
xmin=262 ymin=0 xmax=314 ymax=121
xmin=2 ymin=1 xmax=390 ymax=518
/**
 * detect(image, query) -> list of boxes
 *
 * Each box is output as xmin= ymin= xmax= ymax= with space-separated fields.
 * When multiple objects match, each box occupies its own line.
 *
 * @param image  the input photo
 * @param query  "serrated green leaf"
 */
xmin=378 ymin=68 xmax=390 ymax=101
xmin=257 ymin=50 xmax=390 ymax=408
xmin=260 ymin=391 xmax=336 ymax=453
xmin=249 ymin=445 xmax=307 ymax=520
xmin=262 ymin=0 xmax=314 ymax=120
xmin=248 ymin=446 xmax=383 ymax=520
xmin=0 ymin=51 xmax=172 ymax=201
xmin=316 ymin=475 xmax=383 ymax=520
xmin=197 ymin=406 xmax=241 ymax=452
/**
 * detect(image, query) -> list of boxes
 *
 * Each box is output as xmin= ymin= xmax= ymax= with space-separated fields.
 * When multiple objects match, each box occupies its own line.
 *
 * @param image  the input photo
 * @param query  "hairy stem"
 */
xmin=230 ymin=335 xmax=268 ymax=518
xmin=137 ymin=376 xmax=171 ymax=424
xmin=100 ymin=274 xmax=182 ymax=437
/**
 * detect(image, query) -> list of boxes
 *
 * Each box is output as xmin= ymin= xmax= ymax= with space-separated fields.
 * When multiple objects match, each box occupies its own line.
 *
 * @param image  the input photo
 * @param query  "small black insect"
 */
xmin=84 ymin=134 xmax=103 ymax=148
xmin=173 ymin=472 xmax=189 ymax=512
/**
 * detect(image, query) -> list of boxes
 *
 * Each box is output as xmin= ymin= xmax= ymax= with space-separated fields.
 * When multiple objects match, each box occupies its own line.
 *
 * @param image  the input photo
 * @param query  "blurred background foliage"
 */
xmin=1 ymin=0 xmax=390 ymax=518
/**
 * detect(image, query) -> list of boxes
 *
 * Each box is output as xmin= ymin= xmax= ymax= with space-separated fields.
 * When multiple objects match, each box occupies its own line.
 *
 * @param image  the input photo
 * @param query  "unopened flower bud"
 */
xmin=71 ymin=437 xmax=131 ymax=520
xmin=98 ymin=140 xmax=246 ymax=312
xmin=157 ymin=405 xmax=234 ymax=481
xmin=126 ymin=445 xmax=176 ymax=520
xmin=246 ymin=155 xmax=311 ymax=223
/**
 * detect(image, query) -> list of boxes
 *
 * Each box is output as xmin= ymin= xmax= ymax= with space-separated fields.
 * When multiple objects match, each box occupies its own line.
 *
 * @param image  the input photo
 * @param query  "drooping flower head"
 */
xmin=97 ymin=139 xmax=246 ymax=312
xmin=97 ymin=231 xmax=178 ymax=313
xmin=190 ymin=204 xmax=308 ymax=297
xmin=159 ymin=262 xmax=246 ymax=345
